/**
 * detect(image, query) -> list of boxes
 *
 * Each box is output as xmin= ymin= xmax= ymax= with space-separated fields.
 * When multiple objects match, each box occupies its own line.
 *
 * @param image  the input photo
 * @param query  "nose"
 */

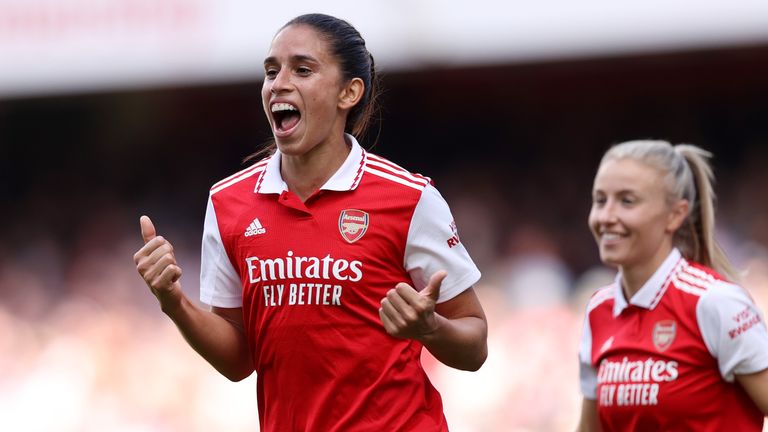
xmin=269 ymin=70 xmax=291 ymax=95
xmin=595 ymin=200 xmax=618 ymax=225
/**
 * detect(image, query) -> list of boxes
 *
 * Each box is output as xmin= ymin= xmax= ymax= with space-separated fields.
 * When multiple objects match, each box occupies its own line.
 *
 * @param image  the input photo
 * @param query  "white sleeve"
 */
xmin=404 ymin=184 xmax=481 ymax=303
xmin=697 ymin=281 xmax=768 ymax=382
xmin=199 ymin=195 xmax=243 ymax=308
xmin=578 ymin=313 xmax=598 ymax=399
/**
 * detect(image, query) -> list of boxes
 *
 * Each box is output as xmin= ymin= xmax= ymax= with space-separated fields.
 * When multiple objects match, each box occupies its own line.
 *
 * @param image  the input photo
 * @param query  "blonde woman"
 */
xmin=577 ymin=141 xmax=768 ymax=431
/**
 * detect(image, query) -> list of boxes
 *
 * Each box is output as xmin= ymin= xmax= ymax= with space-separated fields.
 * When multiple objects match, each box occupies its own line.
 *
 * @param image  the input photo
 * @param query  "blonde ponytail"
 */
xmin=674 ymin=145 xmax=738 ymax=281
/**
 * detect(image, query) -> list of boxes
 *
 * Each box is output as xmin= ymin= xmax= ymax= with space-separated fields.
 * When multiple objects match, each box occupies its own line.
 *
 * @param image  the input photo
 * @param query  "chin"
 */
xmin=274 ymin=138 xmax=302 ymax=155
xmin=598 ymin=250 xmax=624 ymax=268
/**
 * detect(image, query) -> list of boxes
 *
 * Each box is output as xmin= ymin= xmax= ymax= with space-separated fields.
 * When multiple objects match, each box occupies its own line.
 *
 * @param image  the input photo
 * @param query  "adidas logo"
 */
xmin=244 ymin=218 xmax=266 ymax=237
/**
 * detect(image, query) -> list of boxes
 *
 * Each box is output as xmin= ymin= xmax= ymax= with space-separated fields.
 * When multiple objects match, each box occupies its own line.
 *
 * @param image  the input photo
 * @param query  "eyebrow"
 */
xmin=263 ymin=54 xmax=319 ymax=66
xmin=592 ymin=188 xmax=637 ymax=195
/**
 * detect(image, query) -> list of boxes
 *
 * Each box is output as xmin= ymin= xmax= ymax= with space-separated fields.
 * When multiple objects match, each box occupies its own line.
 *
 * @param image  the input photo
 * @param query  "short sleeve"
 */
xmin=404 ymin=184 xmax=481 ymax=303
xmin=579 ymin=312 xmax=598 ymax=399
xmin=697 ymin=281 xmax=768 ymax=382
xmin=200 ymin=195 xmax=243 ymax=307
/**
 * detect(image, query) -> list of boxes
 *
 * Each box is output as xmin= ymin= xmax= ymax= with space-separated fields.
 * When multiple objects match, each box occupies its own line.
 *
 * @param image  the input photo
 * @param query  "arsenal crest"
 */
xmin=339 ymin=209 xmax=369 ymax=243
xmin=653 ymin=320 xmax=677 ymax=352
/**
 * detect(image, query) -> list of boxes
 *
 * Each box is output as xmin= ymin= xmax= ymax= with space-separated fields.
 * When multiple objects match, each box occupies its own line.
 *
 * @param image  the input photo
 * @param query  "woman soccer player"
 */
xmin=577 ymin=140 xmax=768 ymax=431
xmin=133 ymin=13 xmax=487 ymax=431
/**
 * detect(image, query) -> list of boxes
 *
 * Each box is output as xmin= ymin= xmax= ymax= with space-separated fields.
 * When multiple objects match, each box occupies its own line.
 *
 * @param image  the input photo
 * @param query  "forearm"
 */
xmin=736 ymin=368 xmax=768 ymax=415
xmin=419 ymin=314 xmax=487 ymax=371
xmin=576 ymin=398 xmax=600 ymax=432
xmin=134 ymin=217 xmax=252 ymax=380
xmin=160 ymin=293 xmax=253 ymax=381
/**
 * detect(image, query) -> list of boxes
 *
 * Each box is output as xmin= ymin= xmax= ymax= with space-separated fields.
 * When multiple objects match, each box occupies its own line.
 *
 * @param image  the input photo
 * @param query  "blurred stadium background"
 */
xmin=2 ymin=1 xmax=768 ymax=431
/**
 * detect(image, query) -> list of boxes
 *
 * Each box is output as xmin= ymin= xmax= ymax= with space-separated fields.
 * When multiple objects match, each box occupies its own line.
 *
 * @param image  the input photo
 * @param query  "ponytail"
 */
xmin=350 ymin=52 xmax=382 ymax=144
xmin=674 ymin=145 xmax=738 ymax=281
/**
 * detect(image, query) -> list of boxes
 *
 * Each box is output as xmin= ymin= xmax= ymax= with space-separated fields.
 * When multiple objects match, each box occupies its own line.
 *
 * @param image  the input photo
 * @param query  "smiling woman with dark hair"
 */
xmin=133 ymin=13 xmax=487 ymax=431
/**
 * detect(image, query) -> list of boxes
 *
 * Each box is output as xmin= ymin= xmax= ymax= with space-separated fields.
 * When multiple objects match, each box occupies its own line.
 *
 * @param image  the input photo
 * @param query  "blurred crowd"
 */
xmin=1 ymin=155 xmax=767 ymax=432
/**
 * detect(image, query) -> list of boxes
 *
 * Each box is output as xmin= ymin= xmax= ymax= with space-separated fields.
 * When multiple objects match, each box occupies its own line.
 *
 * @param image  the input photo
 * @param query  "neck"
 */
xmin=281 ymin=134 xmax=350 ymax=202
xmin=619 ymin=269 xmax=651 ymax=301
xmin=619 ymin=244 xmax=674 ymax=300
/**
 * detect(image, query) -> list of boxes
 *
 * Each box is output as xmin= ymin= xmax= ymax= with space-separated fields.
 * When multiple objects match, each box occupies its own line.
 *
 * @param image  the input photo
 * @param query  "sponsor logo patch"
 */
xmin=652 ymin=320 xmax=676 ymax=352
xmin=339 ymin=209 xmax=369 ymax=243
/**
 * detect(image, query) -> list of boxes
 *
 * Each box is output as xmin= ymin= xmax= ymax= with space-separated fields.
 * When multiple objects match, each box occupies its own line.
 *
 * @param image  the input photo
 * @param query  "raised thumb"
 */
xmin=422 ymin=270 xmax=447 ymax=302
xmin=140 ymin=215 xmax=157 ymax=244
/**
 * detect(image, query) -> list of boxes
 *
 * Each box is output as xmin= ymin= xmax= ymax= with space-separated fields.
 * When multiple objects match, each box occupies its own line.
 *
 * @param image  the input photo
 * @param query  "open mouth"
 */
xmin=271 ymin=102 xmax=301 ymax=133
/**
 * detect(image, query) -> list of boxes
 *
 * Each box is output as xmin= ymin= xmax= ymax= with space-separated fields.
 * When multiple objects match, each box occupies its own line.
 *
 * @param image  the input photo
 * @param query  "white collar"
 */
xmin=612 ymin=248 xmax=684 ymax=317
xmin=254 ymin=134 xmax=366 ymax=194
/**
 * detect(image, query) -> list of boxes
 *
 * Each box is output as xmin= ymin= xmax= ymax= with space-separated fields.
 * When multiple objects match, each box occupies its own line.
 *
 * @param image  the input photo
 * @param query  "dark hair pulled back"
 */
xmin=282 ymin=13 xmax=380 ymax=139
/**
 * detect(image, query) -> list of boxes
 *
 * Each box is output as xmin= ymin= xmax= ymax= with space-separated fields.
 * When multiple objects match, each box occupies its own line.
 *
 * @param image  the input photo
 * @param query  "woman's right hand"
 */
xmin=133 ymin=215 xmax=183 ymax=308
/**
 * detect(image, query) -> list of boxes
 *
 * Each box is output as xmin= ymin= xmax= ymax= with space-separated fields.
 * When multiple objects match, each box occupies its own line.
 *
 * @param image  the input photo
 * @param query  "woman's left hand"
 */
xmin=379 ymin=271 xmax=447 ymax=341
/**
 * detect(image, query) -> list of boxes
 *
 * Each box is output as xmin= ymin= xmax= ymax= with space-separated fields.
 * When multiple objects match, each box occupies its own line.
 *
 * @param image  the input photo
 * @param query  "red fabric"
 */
xmin=587 ymin=263 xmax=763 ymax=432
xmin=211 ymin=162 xmax=447 ymax=432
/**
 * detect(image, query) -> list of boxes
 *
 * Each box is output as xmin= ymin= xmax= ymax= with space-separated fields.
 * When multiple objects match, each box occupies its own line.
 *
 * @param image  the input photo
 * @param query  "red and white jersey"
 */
xmin=579 ymin=248 xmax=768 ymax=431
xmin=200 ymin=135 xmax=481 ymax=432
